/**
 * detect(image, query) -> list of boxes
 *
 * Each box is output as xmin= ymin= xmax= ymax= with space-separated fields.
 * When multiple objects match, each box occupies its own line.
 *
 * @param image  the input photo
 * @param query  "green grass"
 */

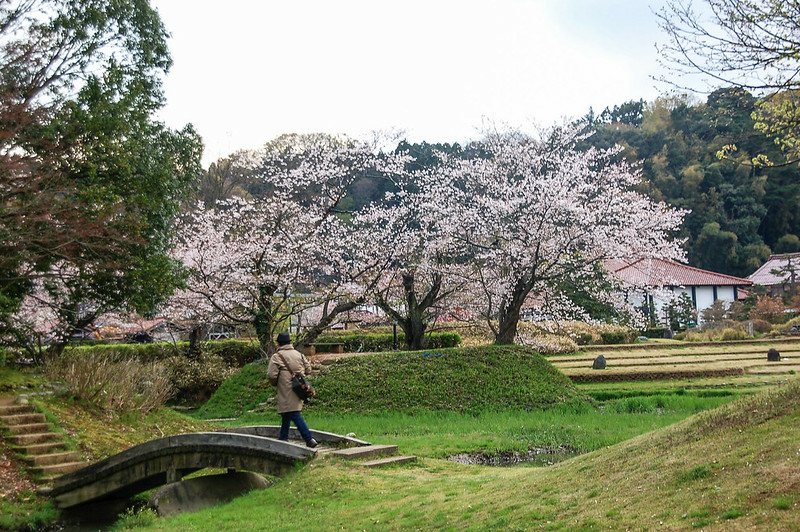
xmin=111 ymin=507 xmax=159 ymax=530
xmin=773 ymin=496 xmax=792 ymax=510
xmin=134 ymin=379 xmax=800 ymax=531
xmin=676 ymin=464 xmax=712 ymax=484
xmin=42 ymin=399 xmax=212 ymax=459
xmin=3 ymin=342 xmax=794 ymax=530
xmin=198 ymin=345 xmax=585 ymax=418
xmin=0 ymin=365 xmax=44 ymax=392
xmin=721 ymin=508 xmax=744 ymax=520
xmin=0 ymin=491 xmax=58 ymax=531
xmin=224 ymin=393 xmax=734 ymax=457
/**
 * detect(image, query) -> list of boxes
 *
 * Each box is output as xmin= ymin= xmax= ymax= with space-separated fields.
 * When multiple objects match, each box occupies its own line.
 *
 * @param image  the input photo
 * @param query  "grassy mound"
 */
xmin=197 ymin=345 xmax=586 ymax=418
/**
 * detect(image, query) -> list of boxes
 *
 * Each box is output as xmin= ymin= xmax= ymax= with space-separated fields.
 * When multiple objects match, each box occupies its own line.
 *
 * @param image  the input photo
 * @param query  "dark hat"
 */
xmin=276 ymin=331 xmax=291 ymax=345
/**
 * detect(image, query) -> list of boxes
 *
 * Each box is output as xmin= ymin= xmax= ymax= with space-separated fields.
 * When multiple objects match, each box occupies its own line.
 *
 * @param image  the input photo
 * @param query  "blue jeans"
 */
xmin=279 ymin=411 xmax=313 ymax=443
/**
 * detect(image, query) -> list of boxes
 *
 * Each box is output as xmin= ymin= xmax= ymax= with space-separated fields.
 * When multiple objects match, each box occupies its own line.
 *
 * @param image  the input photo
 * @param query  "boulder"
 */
xmin=149 ymin=471 xmax=271 ymax=517
xmin=592 ymin=355 xmax=607 ymax=370
xmin=767 ymin=348 xmax=781 ymax=362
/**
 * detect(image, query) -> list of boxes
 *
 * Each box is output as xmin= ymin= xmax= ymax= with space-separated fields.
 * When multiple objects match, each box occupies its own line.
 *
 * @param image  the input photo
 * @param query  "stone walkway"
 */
xmin=0 ymin=396 xmax=38 ymax=498
xmin=0 ymin=395 xmax=88 ymax=491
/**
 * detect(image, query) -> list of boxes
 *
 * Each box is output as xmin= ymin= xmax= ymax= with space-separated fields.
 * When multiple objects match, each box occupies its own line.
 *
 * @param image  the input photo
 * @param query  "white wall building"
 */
xmin=607 ymin=258 xmax=753 ymax=326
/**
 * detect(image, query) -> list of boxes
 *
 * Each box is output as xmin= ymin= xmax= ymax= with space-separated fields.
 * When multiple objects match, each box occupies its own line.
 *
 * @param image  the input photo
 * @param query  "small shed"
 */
xmin=748 ymin=252 xmax=800 ymax=297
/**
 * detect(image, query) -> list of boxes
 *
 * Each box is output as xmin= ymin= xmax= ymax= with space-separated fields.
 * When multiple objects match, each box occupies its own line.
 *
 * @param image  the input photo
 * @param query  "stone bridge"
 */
xmin=51 ymin=427 xmax=368 ymax=509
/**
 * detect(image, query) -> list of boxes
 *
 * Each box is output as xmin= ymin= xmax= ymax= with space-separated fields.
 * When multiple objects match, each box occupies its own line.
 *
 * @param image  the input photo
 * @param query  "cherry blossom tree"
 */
xmin=9 ymin=262 xmax=97 ymax=361
xmin=354 ymin=190 xmax=469 ymax=350
xmin=171 ymin=134 xmax=407 ymax=354
xmin=417 ymin=123 xmax=687 ymax=344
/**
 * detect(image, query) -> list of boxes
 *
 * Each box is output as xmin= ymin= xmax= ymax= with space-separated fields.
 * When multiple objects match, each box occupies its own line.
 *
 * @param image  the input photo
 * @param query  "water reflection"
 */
xmin=447 ymin=447 xmax=578 ymax=467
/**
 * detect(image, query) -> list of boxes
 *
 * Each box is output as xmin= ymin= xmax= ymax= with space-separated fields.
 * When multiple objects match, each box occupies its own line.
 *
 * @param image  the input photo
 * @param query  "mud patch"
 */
xmin=448 ymin=446 xmax=578 ymax=467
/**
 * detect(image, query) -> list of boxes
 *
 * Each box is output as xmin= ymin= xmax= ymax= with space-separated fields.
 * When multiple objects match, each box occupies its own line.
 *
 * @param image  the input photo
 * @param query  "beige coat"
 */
xmin=267 ymin=344 xmax=313 ymax=414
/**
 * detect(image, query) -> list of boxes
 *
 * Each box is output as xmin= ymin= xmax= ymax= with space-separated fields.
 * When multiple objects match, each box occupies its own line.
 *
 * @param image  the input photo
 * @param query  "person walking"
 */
xmin=267 ymin=331 xmax=318 ymax=448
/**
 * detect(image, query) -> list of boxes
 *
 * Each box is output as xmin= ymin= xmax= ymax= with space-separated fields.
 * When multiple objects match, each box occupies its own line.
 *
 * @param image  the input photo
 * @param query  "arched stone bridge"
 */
xmin=51 ymin=426 xmax=368 ymax=509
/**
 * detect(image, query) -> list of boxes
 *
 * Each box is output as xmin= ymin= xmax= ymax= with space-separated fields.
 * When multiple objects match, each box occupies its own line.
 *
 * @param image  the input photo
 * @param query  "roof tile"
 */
xmin=608 ymin=258 xmax=752 ymax=287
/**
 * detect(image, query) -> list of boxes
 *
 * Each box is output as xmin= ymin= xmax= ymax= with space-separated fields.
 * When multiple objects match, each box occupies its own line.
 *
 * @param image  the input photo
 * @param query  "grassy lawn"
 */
xmin=0 ymin=365 xmax=43 ymax=392
xmin=226 ymin=393 xmax=736 ymax=459
xmin=138 ymin=380 xmax=800 ymax=531
xmin=3 ymin=342 xmax=797 ymax=530
xmin=550 ymin=340 xmax=800 ymax=382
xmin=198 ymin=346 xmax=585 ymax=419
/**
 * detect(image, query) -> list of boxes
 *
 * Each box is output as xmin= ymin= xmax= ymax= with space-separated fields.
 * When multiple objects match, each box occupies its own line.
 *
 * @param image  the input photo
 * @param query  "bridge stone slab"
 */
xmin=51 ymin=432 xmax=313 ymax=509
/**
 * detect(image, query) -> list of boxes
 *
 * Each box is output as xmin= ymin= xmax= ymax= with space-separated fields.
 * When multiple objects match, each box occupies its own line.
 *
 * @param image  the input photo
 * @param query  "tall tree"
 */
xmin=588 ymin=89 xmax=799 ymax=277
xmin=657 ymin=0 xmax=800 ymax=164
xmin=171 ymin=134 xmax=407 ymax=354
xmin=1 ymin=0 xmax=202 ymax=353
xmin=355 ymin=189 xmax=468 ymax=350
xmin=420 ymin=124 xmax=686 ymax=344
xmin=193 ymin=150 xmax=258 ymax=207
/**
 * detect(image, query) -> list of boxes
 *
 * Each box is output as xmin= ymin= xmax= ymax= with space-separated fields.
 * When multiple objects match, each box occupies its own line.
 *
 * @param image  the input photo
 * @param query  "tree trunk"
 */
xmin=402 ymin=302 xmax=427 ymax=350
xmin=494 ymin=279 xmax=529 ymax=345
xmin=254 ymin=284 xmax=278 ymax=357
xmin=45 ymin=311 xmax=96 ymax=361
xmin=187 ymin=324 xmax=208 ymax=360
xmin=297 ymin=299 xmax=362 ymax=350
xmin=376 ymin=272 xmax=442 ymax=351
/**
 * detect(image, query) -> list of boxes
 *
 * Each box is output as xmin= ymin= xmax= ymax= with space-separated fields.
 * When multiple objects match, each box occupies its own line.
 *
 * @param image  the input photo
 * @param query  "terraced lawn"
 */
xmin=550 ymin=339 xmax=800 ymax=383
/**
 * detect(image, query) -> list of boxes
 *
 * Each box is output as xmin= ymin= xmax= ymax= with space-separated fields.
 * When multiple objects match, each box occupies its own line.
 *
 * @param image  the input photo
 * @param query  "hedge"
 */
xmin=313 ymin=331 xmax=461 ymax=352
xmin=59 ymin=332 xmax=460 ymax=364
xmin=61 ymin=332 xmax=461 ymax=364
xmin=599 ymin=331 xmax=628 ymax=344
xmin=641 ymin=327 xmax=669 ymax=339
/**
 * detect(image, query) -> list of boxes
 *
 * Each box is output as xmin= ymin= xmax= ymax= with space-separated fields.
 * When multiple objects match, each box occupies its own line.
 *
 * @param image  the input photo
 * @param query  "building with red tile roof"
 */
xmin=606 ymin=257 xmax=752 ymax=326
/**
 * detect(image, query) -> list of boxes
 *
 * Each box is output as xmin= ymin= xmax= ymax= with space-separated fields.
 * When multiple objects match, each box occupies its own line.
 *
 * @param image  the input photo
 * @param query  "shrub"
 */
xmin=681 ymin=330 xmax=713 ymax=342
xmin=726 ymin=300 xmax=749 ymax=321
xmin=600 ymin=331 xmax=628 ymax=344
xmin=520 ymin=333 xmax=578 ymax=355
xmin=519 ymin=321 xmax=635 ymax=346
xmin=749 ymin=296 xmax=786 ymax=323
xmin=46 ymin=352 xmax=173 ymax=415
xmin=112 ymin=507 xmax=159 ymax=530
xmin=751 ymin=319 xmax=773 ymax=334
xmin=163 ymin=353 xmax=237 ymax=404
xmin=700 ymin=300 xmax=728 ymax=325
xmin=64 ymin=340 xmax=262 ymax=366
xmin=62 ymin=341 xmax=262 ymax=405
xmin=667 ymin=293 xmax=697 ymax=330
xmin=772 ymin=315 xmax=800 ymax=334
xmin=720 ymin=328 xmax=747 ymax=341
xmin=642 ymin=327 xmax=668 ymax=338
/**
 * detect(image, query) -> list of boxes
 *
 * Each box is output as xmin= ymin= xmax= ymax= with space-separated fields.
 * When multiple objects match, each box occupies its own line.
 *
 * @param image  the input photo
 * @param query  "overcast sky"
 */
xmin=151 ymin=0 xmax=671 ymax=166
